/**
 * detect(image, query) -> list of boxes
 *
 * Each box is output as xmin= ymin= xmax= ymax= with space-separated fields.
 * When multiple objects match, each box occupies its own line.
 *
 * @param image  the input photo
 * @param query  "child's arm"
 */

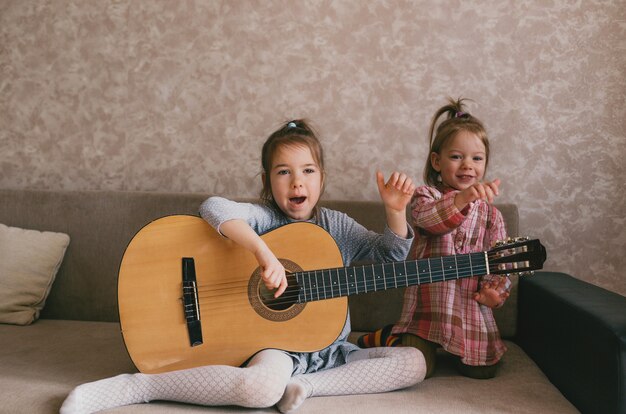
xmin=411 ymin=187 xmax=466 ymax=235
xmin=199 ymin=197 xmax=288 ymax=298
xmin=413 ymin=180 xmax=501 ymax=236
xmin=376 ymin=171 xmax=414 ymax=238
xmin=219 ymin=219 xmax=288 ymax=298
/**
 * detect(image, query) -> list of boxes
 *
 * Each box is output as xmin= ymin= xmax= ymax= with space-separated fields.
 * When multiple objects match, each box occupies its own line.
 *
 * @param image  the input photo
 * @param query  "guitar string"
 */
xmin=193 ymin=252 xmax=516 ymax=297
xmin=196 ymin=280 xmax=249 ymax=293
xmin=192 ymin=263 xmax=487 ymax=295
xmin=191 ymin=267 xmax=489 ymax=312
xmin=194 ymin=261 xmax=515 ymax=308
xmin=195 ymin=271 xmax=524 ymax=312
xmin=192 ymin=250 xmax=505 ymax=293
xmin=192 ymin=249 xmax=526 ymax=309
xmin=194 ymin=268 xmax=490 ymax=312
xmin=193 ymin=252 xmax=516 ymax=300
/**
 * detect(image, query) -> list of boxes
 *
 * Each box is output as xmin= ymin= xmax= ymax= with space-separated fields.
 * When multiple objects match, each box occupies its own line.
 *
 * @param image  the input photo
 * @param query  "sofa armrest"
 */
xmin=517 ymin=271 xmax=626 ymax=414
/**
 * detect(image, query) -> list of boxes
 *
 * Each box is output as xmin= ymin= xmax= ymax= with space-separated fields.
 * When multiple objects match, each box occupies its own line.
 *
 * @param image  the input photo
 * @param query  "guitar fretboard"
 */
xmin=295 ymin=252 xmax=488 ymax=303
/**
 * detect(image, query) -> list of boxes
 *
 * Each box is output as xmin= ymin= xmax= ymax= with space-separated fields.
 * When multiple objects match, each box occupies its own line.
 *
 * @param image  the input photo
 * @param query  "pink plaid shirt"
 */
xmin=392 ymin=185 xmax=509 ymax=366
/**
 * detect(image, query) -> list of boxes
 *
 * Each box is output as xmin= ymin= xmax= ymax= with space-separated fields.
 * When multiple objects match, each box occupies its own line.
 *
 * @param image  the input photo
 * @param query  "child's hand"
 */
xmin=376 ymin=171 xmax=415 ymax=213
xmin=254 ymin=246 xmax=288 ymax=298
xmin=472 ymin=276 xmax=509 ymax=308
xmin=455 ymin=179 xmax=501 ymax=210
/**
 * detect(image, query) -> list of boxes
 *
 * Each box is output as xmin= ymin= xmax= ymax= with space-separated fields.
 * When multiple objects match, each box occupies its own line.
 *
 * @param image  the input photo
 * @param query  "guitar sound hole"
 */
xmin=248 ymin=259 xmax=306 ymax=322
xmin=259 ymin=274 xmax=301 ymax=311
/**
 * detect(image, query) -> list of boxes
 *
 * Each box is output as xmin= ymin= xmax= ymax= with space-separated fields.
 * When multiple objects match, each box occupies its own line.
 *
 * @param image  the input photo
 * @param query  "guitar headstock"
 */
xmin=487 ymin=237 xmax=546 ymax=276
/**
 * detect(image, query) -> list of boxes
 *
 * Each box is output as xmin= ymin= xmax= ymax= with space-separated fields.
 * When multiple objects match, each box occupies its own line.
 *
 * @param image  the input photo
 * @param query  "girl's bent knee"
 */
xmin=401 ymin=347 xmax=427 ymax=383
xmin=235 ymin=374 xmax=286 ymax=408
xmin=238 ymin=349 xmax=292 ymax=407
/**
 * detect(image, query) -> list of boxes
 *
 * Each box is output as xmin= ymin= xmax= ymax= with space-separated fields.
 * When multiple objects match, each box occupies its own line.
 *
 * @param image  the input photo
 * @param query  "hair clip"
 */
xmin=455 ymin=111 xmax=469 ymax=118
xmin=287 ymin=122 xmax=297 ymax=128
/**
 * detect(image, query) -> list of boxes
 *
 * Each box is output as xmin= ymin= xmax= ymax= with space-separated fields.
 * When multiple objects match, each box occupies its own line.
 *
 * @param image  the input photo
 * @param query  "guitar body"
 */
xmin=119 ymin=215 xmax=547 ymax=374
xmin=118 ymin=215 xmax=347 ymax=374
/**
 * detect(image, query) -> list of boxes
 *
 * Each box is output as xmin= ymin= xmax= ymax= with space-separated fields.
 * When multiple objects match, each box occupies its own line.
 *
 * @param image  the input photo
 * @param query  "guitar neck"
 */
xmin=295 ymin=251 xmax=488 ymax=303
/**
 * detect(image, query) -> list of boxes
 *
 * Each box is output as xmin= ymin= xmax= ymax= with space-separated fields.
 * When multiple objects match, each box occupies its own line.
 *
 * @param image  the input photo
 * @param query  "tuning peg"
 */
xmin=496 ymin=237 xmax=531 ymax=248
xmin=504 ymin=271 xmax=535 ymax=278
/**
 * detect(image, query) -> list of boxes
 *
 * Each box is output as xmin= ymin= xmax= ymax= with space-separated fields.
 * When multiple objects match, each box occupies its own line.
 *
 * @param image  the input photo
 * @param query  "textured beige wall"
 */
xmin=1 ymin=1 xmax=624 ymax=296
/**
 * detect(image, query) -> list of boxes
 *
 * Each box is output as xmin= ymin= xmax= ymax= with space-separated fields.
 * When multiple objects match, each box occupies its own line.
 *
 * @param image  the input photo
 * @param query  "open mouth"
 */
xmin=289 ymin=197 xmax=306 ymax=205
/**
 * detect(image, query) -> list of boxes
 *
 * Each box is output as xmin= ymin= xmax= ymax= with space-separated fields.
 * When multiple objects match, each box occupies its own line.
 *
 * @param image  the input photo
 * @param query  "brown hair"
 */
xmin=424 ymin=97 xmax=490 ymax=187
xmin=260 ymin=119 xmax=325 ymax=210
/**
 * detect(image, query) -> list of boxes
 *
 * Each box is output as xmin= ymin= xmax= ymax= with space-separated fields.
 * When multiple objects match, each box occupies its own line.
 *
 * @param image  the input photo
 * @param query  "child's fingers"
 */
xmin=264 ymin=263 xmax=284 ymax=286
xmin=274 ymin=275 xmax=288 ymax=298
xmin=483 ymin=179 xmax=501 ymax=201
xmin=261 ymin=268 xmax=277 ymax=288
xmin=376 ymin=171 xmax=386 ymax=193
xmin=487 ymin=183 xmax=499 ymax=200
xmin=485 ymin=186 xmax=495 ymax=204
xmin=402 ymin=177 xmax=415 ymax=194
xmin=263 ymin=267 xmax=288 ymax=298
xmin=473 ymin=182 xmax=496 ymax=203
xmin=393 ymin=172 xmax=407 ymax=189
xmin=471 ymin=184 xmax=486 ymax=202
xmin=378 ymin=170 xmax=413 ymax=192
xmin=492 ymin=178 xmax=501 ymax=191
xmin=386 ymin=171 xmax=400 ymax=188
xmin=388 ymin=172 xmax=415 ymax=194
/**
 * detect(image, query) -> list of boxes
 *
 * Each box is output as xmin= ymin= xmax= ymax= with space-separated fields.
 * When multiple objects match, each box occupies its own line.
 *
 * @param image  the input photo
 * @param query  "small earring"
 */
xmin=437 ymin=174 xmax=442 ymax=183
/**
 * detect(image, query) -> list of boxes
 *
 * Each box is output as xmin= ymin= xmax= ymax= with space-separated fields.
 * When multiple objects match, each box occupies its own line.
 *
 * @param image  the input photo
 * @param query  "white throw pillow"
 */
xmin=0 ymin=223 xmax=70 ymax=325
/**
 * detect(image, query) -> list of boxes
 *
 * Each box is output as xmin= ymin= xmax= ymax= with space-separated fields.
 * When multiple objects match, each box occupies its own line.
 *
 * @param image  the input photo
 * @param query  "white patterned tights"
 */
xmin=60 ymin=346 xmax=425 ymax=414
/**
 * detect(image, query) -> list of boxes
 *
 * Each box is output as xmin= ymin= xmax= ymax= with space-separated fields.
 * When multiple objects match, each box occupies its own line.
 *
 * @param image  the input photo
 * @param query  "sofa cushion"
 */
xmin=0 ymin=223 xmax=70 ymax=325
xmin=0 ymin=319 xmax=579 ymax=413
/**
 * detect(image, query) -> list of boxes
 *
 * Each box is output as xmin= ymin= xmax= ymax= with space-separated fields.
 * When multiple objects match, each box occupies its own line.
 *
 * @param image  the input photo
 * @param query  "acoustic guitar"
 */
xmin=118 ymin=215 xmax=546 ymax=374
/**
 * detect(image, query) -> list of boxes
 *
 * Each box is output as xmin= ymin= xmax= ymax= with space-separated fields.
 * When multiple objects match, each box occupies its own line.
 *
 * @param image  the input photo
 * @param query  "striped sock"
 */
xmin=357 ymin=325 xmax=401 ymax=348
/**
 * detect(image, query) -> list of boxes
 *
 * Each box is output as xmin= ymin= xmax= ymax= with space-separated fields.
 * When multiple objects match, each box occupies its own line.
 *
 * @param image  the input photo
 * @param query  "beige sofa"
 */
xmin=1 ymin=188 xmax=624 ymax=414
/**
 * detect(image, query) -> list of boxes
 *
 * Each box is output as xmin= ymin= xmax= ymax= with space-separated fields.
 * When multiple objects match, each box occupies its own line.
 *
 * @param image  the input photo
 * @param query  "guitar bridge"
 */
xmin=182 ymin=257 xmax=203 ymax=347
